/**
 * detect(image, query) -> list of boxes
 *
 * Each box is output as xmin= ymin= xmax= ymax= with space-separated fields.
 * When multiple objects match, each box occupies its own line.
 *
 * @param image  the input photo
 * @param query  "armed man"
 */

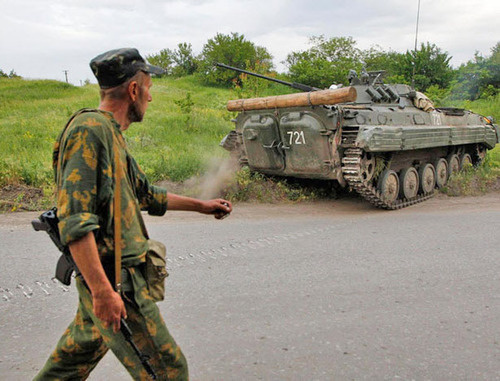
xmin=34 ymin=48 xmax=232 ymax=380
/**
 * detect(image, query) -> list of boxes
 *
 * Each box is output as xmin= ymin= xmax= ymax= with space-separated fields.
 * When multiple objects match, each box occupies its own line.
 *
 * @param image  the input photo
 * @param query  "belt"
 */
xmin=76 ymin=267 xmax=134 ymax=293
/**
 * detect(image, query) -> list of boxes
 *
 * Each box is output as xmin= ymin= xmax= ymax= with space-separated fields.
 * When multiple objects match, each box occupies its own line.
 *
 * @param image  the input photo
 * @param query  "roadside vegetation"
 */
xmin=0 ymin=76 xmax=238 ymax=211
xmin=0 ymin=33 xmax=499 ymax=211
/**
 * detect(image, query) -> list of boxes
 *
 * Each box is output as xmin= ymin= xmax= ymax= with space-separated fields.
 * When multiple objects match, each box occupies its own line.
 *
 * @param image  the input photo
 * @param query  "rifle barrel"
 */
xmin=121 ymin=319 xmax=158 ymax=379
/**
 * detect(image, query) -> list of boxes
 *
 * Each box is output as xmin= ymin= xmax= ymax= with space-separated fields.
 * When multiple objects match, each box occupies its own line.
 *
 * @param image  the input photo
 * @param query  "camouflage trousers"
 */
xmin=34 ymin=266 xmax=188 ymax=380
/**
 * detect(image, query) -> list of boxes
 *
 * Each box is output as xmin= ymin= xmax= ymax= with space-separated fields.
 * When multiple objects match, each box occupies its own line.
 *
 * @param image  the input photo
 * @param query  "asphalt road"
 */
xmin=1 ymin=194 xmax=499 ymax=380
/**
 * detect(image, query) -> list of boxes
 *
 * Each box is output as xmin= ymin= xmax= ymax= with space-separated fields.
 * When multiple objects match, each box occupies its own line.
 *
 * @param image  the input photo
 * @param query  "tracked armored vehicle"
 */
xmin=219 ymin=64 xmax=499 ymax=209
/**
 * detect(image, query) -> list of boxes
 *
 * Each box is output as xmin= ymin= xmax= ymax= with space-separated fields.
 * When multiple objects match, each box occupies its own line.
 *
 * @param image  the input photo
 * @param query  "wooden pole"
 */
xmin=227 ymin=87 xmax=357 ymax=112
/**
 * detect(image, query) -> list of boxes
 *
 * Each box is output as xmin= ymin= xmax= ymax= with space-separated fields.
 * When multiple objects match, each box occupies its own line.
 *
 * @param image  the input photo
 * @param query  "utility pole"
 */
xmin=63 ymin=70 xmax=69 ymax=83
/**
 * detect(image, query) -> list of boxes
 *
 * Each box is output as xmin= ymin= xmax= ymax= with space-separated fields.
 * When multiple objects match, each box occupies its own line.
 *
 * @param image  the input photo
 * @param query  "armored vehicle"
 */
xmin=219 ymin=64 xmax=500 ymax=209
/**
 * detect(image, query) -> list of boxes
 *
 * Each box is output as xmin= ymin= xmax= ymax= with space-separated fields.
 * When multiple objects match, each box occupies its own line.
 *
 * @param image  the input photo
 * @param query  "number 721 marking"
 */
xmin=286 ymin=130 xmax=306 ymax=145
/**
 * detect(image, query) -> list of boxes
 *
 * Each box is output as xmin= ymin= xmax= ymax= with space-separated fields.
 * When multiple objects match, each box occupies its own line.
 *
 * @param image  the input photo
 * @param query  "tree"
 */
xmin=146 ymin=49 xmax=174 ymax=75
xmin=8 ymin=70 xmax=20 ymax=78
xmin=360 ymin=47 xmax=405 ymax=83
xmin=0 ymin=69 xmax=20 ymax=78
xmin=285 ymin=36 xmax=363 ymax=88
xmin=172 ymin=42 xmax=198 ymax=77
xmin=199 ymin=32 xmax=273 ymax=86
xmin=395 ymin=42 xmax=453 ymax=92
xmin=449 ymin=53 xmax=488 ymax=100
xmin=484 ymin=42 xmax=500 ymax=91
xmin=448 ymin=42 xmax=500 ymax=100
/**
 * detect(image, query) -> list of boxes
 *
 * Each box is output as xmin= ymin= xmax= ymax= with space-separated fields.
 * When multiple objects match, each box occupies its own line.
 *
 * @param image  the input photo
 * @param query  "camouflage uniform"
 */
xmin=34 ymin=109 xmax=188 ymax=380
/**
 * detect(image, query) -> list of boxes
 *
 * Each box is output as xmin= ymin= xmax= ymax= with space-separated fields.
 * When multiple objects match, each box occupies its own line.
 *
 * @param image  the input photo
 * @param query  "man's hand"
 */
xmin=93 ymin=289 xmax=127 ymax=333
xmin=68 ymin=232 xmax=127 ymax=333
xmin=167 ymin=194 xmax=232 ymax=219
xmin=199 ymin=198 xmax=232 ymax=219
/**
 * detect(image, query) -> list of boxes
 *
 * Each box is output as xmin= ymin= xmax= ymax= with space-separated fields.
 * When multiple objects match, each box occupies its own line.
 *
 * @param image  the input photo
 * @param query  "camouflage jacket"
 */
xmin=53 ymin=109 xmax=168 ymax=267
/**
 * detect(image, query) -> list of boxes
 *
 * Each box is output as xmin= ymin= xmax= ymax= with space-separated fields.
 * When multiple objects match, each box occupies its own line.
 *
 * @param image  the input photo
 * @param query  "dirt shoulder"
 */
xmin=2 ymin=192 xmax=499 ymax=229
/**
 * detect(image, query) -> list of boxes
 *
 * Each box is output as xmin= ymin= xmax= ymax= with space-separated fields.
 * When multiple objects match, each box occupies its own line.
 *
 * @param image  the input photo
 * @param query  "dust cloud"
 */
xmin=191 ymin=157 xmax=239 ymax=200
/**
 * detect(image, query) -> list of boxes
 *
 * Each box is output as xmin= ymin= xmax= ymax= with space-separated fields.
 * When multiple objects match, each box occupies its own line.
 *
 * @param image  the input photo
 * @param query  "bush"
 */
xmin=0 ymin=69 xmax=20 ymax=78
xmin=198 ymin=32 xmax=273 ymax=86
xmin=442 ymin=155 xmax=500 ymax=196
xmin=285 ymin=36 xmax=362 ymax=88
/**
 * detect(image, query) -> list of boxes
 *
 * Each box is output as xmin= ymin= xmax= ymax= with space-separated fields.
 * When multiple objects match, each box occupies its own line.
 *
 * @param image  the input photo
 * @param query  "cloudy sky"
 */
xmin=1 ymin=0 xmax=499 ymax=85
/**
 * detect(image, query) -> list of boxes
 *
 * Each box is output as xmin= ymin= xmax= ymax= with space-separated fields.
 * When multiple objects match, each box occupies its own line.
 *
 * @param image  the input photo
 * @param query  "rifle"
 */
xmin=121 ymin=319 xmax=157 ymax=379
xmin=31 ymin=208 xmax=74 ymax=285
xmin=32 ymin=207 xmax=158 ymax=380
xmin=215 ymin=62 xmax=322 ymax=92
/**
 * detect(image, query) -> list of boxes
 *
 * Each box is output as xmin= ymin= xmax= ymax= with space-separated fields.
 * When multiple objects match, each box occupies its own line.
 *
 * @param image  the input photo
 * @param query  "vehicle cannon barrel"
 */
xmin=215 ymin=62 xmax=321 ymax=92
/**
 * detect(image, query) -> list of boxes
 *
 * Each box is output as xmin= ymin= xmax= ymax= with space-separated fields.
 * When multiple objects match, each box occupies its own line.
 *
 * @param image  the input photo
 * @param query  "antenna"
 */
xmin=414 ymin=0 xmax=421 ymax=52
xmin=412 ymin=0 xmax=421 ymax=88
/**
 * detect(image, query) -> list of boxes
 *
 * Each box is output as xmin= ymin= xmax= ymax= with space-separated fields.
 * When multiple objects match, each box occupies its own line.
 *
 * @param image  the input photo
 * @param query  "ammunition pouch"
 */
xmin=145 ymin=239 xmax=168 ymax=302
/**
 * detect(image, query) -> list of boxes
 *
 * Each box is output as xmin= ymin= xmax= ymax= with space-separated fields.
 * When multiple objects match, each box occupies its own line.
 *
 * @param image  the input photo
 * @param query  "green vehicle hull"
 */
xmin=222 ymin=74 xmax=499 ymax=209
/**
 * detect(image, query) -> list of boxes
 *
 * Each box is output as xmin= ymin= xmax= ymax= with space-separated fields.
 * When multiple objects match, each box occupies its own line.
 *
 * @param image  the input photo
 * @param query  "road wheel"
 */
xmin=377 ymin=170 xmax=400 ymax=203
xmin=399 ymin=167 xmax=419 ymax=200
xmin=418 ymin=163 xmax=436 ymax=194
xmin=460 ymin=153 xmax=472 ymax=170
xmin=447 ymin=154 xmax=460 ymax=177
xmin=360 ymin=152 xmax=376 ymax=182
xmin=434 ymin=158 xmax=448 ymax=188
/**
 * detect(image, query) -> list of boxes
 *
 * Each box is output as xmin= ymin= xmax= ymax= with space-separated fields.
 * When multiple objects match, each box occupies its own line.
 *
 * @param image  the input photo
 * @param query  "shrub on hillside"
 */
xmin=198 ymin=32 xmax=273 ymax=86
xmin=0 ymin=69 xmax=21 ymax=78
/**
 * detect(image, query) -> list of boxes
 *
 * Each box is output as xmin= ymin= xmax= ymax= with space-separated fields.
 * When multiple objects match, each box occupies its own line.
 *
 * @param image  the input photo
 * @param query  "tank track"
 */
xmin=341 ymin=148 xmax=434 ymax=210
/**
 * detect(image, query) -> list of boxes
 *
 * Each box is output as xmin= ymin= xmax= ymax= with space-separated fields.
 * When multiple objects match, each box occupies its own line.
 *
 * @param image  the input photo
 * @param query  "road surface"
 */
xmin=1 ymin=194 xmax=499 ymax=380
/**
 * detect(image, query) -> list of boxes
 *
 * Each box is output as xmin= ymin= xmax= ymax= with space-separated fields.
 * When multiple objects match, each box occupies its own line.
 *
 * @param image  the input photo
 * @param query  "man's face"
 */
xmin=128 ymin=73 xmax=152 ymax=123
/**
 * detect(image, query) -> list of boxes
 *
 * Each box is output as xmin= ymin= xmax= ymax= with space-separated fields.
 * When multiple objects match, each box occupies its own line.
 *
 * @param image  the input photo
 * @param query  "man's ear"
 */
xmin=128 ymin=80 xmax=139 ymax=102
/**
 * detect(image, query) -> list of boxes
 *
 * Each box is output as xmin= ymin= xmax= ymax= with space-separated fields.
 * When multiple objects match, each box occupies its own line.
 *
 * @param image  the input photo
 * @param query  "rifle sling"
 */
xmin=57 ymin=109 xmax=125 ymax=293
xmin=111 ymin=131 xmax=123 ymax=293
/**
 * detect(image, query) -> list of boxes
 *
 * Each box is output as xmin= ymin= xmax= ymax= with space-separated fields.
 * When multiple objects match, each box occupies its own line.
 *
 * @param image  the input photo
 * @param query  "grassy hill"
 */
xmin=0 ymin=76 xmax=499 ymax=209
xmin=0 ymin=76 xmax=240 ymax=188
xmin=459 ymin=94 xmax=500 ymax=165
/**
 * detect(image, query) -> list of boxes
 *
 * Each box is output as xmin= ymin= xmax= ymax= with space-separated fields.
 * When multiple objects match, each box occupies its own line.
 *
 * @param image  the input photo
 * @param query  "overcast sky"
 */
xmin=1 ymin=0 xmax=499 ymax=85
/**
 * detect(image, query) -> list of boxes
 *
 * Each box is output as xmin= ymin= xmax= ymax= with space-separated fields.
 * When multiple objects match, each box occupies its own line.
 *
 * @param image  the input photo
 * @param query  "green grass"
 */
xmin=0 ymin=75 xmax=241 ymax=187
xmin=442 ymin=157 xmax=500 ymax=197
xmin=125 ymin=76 xmax=238 ymax=182
xmin=458 ymin=93 xmax=500 ymax=122
xmin=0 ymin=78 xmax=98 ymax=186
xmin=437 ymin=93 xmax=500 ymax=196
xmin=456 ymin=93 xmax=500 ymax=167
xmin=1 ymin=76 xmax=499 ymax=201
xmin=221 ymin=167 xmax=339 ymax=203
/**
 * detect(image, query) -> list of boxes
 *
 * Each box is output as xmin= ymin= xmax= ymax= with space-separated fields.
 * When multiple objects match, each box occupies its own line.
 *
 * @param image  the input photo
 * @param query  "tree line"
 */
xmin=0 ymin=69 xmax=20 ymax=78
xmin=3 ymin=33 xmax=497 ymax=104
xmin=146 ymin=32 xmax=499 ymax=104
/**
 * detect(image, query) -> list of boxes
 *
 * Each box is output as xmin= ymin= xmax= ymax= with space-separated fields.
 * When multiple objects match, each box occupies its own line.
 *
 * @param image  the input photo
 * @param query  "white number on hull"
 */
xmin=286 ymin=130 xmax=306 ymax=145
